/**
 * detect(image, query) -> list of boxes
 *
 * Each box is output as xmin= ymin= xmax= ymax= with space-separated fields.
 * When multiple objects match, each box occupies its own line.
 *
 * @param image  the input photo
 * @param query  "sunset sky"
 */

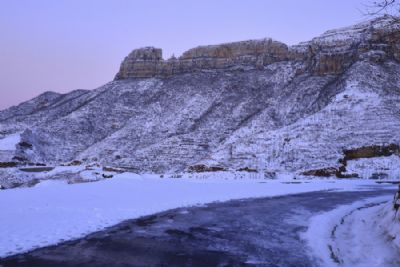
xmin=0 ymin=0 xmax=369 ymax=110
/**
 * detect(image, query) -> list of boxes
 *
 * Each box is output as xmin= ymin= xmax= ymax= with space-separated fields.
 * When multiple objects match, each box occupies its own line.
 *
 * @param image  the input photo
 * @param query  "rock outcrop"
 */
xmin=115 ymin=15 xmax=400 ymax=79
xmin=115 ymin=38 xmax=289 ymax=79
xmin=1 ymin=15 xmax=399 ymax=176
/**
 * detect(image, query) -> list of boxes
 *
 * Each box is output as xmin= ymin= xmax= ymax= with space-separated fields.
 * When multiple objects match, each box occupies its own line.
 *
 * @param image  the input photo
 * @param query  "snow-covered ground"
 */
xmin=304 ymin=196 xmax=400 ymax=267
xmin=0 ymin=173 xmax=391 ymax=258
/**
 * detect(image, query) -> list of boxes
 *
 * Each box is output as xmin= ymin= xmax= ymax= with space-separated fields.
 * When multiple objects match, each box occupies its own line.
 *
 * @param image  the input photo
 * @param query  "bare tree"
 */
xmin=364 ymin=0 xmax=400 ymax=16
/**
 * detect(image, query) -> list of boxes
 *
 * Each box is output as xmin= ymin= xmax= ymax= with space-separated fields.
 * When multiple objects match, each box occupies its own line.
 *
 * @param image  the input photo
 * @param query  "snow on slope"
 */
xmin=0 ymin=133 xmax=21 ymax=162
xmin=1 ymin=16 xmax=398 ymax=175
xmin=0 ymin=175 xmax=387 ymax=258
xmin=304 ymin=196 xmax=400 ymax=267
xmin=0 ymin=133 xmax=20 ymax=151
xmin=345 ymin=155 xmax=400 ymax=179
xmin=301 ymin=15 xmax=399 ymax=44
xmin=209 ymin=60 xmax=400 ymax=173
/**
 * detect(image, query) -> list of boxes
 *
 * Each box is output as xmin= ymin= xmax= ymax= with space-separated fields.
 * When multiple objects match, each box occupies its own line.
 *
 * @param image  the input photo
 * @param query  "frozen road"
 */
xmin=0 ymin=187 xmax=395 ymax=267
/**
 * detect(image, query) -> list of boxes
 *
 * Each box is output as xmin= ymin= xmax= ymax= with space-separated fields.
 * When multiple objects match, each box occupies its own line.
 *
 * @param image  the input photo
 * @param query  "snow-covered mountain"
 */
xmin=1 ymin=15 xmax=399 ymax=176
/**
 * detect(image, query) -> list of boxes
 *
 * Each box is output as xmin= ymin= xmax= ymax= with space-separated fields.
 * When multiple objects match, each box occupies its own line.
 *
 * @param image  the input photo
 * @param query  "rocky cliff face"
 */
xmin=1 ymin=15 xmax=400 ymax=176
xmin=114 ymin=38 xmax=289 ymax=79
xmin=115 ymin=15 xmax=400 ymax=79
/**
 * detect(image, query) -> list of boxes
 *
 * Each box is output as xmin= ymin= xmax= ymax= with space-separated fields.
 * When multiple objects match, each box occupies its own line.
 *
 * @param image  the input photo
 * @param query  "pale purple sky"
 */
xmin=0 ymin=0 xmax=369 ymax=110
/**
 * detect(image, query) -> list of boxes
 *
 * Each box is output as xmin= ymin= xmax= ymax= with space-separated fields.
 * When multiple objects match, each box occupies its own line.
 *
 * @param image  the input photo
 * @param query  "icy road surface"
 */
xmin=0 ymin=188 xmax=396 ymax=267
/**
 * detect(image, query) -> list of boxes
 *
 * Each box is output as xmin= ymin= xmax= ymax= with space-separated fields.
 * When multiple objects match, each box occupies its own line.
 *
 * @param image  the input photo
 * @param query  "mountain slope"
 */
xmin=2 ymin=15 xmax=399 ymax=175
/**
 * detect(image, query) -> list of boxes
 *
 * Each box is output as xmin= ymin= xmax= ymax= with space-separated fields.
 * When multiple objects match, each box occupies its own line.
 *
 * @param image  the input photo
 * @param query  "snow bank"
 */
xmin=304 ymin=195 xmax=400 ymax=267
xmin=0 ymin=175 xmax=385 ymax=258
xmin=379 ymin=202 xmax=400 ymax=252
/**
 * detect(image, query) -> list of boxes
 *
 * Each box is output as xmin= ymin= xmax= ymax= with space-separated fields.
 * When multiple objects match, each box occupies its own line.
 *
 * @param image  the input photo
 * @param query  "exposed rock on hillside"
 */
xmin=115 ymin=38 xmax=289 ymax=79
xmin=116 ymin=15 xmax=400 ymax=79
xmin=1 ymin=15 xmax=399 ymax=176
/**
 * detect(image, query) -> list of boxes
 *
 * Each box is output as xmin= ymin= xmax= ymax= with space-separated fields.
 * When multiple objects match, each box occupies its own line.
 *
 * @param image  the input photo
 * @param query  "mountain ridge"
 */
xmin=115 ymin=15 xmax=400 ymax=79
xmin=1 ymin=15 xmax=399 ymax=177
